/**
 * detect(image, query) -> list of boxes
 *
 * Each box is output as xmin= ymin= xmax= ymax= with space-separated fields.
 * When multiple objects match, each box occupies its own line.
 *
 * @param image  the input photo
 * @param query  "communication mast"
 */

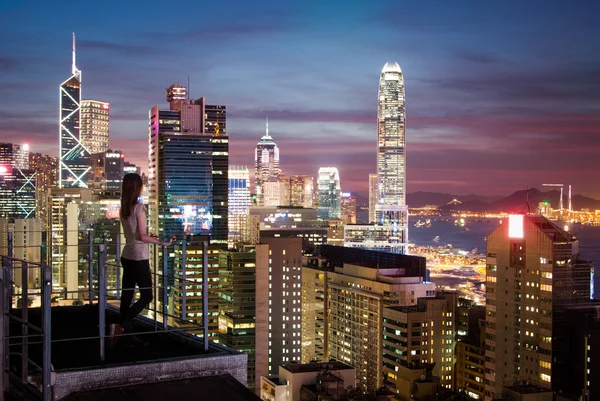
xmin=542 ymin=184 xmax=564 ymax=212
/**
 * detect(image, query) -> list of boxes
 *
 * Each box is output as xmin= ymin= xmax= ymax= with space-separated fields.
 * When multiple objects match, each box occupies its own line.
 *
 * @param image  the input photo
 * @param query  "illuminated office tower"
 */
xmin=341 ymin=192 xmax=356 ymax=224
xmin=290 ymin=175 xmax=313 ymax=208
xmin=81 ymin=100 xmax=110 ymax=154
xmin=262 ymin=177 xmax=289 ymax=207
xmin=0 ymin=143 xmax=36 ymax=219
xmin=148 ymin=86 xmax=228 ymax=247
xmin=368 ymin=173 xmax=377 ymax=223
xmin=317 ymin=167 xmax=341 ymax=220
xmin=484 ymin=214 xmax=594 ymax=400
xmin=90 ymin=150 xmax=124 ymax=196
xmin=228 ymin=166 xmax=251 ymax=246
xmin=255 ymin=237 xmax=303 ymax=389
xmin=123 ymin=162 xmax=140 ymax=176
xmin=254 ymin=119 xmax=280 ymax=206
xmin=59 ymin=34 xmax=90 ymax=188
xmin=14 ymin=144 xmax=30 ymax=170
xmin=374 ymin=62 xmax=408 ymax=254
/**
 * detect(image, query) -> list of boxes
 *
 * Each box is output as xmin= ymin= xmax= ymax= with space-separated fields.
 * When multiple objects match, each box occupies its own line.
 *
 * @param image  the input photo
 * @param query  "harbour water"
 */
xmin=409 ymin=217 xmax=600 ymax=299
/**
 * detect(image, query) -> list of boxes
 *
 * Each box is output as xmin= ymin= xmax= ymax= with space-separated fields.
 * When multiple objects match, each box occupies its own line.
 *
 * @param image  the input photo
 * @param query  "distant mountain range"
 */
xmin=408 ymin=189 xmax=600 ymax=213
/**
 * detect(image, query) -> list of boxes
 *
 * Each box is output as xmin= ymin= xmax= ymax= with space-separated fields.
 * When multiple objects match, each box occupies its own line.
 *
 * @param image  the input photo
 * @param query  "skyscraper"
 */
xmin=290 ymin=175 xmax=314 ymax=208
xmin=59 ymin=34 xmax=90 ymax=188
xmin=368 ymin=173 xmax=377 ymax=223
xmin=255 ymin=237 xmax=303 ymax=388
xmin=14 ymin=144 xmax=29 ymax=170
xmin=228 ymin=166 xmax=251 ymax=246
xmin=316 ymin=167 xmax=341 ymax=220
xmin=89 ymin=151 xmax=124 ymax=196
xmin=375 ymin=62 xmax=408 ymax=253
xmin=81 ymin=100 xmax=110 ymax=154
xmin=254 ymin=119 xmax=280 ymax=206
xmin=377 ymin=62 xmax=406 ymax=206
xmin=0 ymin=143 xmax=36 ymax=218
xmin=341 ymin=192 xmax=357 ymax=224
xmin=484 ymin=214 xmax=594 ymax=400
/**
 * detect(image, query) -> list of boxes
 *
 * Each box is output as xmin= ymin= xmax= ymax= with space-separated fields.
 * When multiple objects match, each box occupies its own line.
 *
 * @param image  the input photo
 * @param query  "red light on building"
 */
xmin=120 ymin=153 xmax=124 ymax=158
xmin=102 ymin=104 xmax=110 ymax=110
xmin=0 ymin=165 xmax=8 ymax=175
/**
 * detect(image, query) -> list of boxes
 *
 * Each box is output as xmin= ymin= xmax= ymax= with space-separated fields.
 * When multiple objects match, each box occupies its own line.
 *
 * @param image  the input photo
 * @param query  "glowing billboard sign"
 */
xmin=508 ymin=214 xmax=524 ymax=238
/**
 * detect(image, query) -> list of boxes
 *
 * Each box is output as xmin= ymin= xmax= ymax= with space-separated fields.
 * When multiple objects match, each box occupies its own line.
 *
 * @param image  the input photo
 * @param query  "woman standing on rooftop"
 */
xmin=109 ymin=173 xmax=175 ymax=348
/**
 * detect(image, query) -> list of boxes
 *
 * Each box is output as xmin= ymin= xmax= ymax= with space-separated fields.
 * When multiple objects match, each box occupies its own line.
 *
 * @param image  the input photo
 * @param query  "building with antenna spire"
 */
xmin=59 ymin=33 xmax=90 ymax=188
xmin=254 ymin=118 xmax=280 ymax=206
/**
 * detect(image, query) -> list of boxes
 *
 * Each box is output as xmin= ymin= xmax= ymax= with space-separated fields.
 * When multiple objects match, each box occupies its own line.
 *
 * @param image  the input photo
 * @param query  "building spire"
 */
xmin=72 ymin=32 xmax=77 ymax=75
xmin=265 ymin=117 xmax=270 ymax=137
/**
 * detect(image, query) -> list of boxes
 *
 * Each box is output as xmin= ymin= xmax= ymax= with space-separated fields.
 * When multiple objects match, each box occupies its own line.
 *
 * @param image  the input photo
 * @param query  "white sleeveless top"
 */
xmin=121 ymin=202 xmax=149 ymax=261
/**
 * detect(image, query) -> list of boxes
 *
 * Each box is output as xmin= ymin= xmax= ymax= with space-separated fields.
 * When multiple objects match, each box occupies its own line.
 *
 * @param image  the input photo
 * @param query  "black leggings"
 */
xmin=120 ymin=257 xmax=153 ymax=333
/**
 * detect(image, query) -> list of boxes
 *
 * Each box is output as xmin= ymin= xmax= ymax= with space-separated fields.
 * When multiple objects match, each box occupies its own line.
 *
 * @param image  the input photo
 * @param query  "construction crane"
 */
xmin=542 ymin=184 xmax=572 ymax=212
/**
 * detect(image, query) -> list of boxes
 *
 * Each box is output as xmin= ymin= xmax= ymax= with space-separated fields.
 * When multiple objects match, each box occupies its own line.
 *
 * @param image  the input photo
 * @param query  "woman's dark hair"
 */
xmin=120 ymin=173 xmax=143 ymax=219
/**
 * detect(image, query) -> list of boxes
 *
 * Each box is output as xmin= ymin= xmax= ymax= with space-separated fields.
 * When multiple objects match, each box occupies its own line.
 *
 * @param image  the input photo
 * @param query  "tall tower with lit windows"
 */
xmin=484 ymin=214 xmax=593 ymax=400
xmin=374 ymin=62 xmax=408 ymax=253
xmin=59 ymin=33 xmax=90 ymax=188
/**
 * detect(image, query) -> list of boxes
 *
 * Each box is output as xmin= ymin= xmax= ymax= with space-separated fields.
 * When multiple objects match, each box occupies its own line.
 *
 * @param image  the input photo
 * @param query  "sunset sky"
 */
xmin=1 ymin=0 xmax=599 ymax=197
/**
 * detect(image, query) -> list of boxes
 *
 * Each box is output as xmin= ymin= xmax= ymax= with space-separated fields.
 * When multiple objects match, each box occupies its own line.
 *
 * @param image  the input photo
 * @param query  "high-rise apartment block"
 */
xmin=317 ymin=167 xmax=341 ymax=220
xmin=80 ymin=100 xmax=110 ymax=154
xmin=228 ymin=166 xmax=251 ymax=247
xmin=255 ymin=119 xmax=280 ymax=206
xmin=484 ymin=214 xmax=594 ymax=400
xmin=341 ymin=192 xmax=356 ymax=224
xmin=302 ymin=246 xmax=435 ymax=391
xmin=218 ymin=246 xmax=257 ymax=390
xmin=255 ymin=237 xmax=303 ymax=389
xmin=59 ymin=34 xmax=90 ymax=188
xmin=382 ymin=291 xmax=457 ymax=395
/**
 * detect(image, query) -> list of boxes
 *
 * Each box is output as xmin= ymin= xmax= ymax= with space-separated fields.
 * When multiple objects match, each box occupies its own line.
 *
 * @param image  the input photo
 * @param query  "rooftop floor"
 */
xmin=11 ymin=305 xmax=214 ymax=371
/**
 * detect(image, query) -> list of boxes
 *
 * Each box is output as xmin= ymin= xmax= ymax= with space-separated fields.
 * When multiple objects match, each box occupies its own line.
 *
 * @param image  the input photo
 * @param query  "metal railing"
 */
xmin=0 ymin=230 xmax=210 ymax=401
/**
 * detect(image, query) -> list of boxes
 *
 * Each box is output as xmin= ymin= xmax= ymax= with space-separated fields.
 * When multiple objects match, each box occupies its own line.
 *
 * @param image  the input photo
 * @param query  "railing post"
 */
xmin=88 ymin=230 xmax=94 ymax=304
xmin=181 ymin=240 xmax=186 ymax=322
xmin=7 ymin=232 xmax=13 ymax=298
xmin=162 ymin=245 xmax=168 ymax=330
xmin=98 ymin=244 xmax=107 ymax=362
xmin=116 ymin=234 xmax=121 ymax=300
xmin=42 ymin=263 xmax=52 ymax=401
xmin=153 ymin=244 xmax=157 ymax=332
xmin=1 ymin=267 xmax=8 ymax=398
xmin=21 ymin=261 xmax=28 ymax=385
xmin=202 ymin=240 xmax=208 ymax=351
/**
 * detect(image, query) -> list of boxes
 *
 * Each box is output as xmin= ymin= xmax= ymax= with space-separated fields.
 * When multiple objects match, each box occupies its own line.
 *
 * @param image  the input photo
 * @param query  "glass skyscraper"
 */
xmin=317 ymin=167 xmax=341 ymax=220
xmin=254 ymin=119 xmax=280 ymax=206
xmin=59 ymin=34 xmax=90 ymax=188
xmin=377 ymin=62 xmax=406 ymax=206
xmin=375 ymin=62 xmax=408 ymax=253
xmin=228 ymin=166 xmax=251 ymax=246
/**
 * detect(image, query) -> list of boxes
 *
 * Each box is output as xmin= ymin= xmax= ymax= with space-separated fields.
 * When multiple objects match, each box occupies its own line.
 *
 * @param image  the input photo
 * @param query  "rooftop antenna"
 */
xmin=187 ymin=76 xmax=190 ymax=100
xmin=71 ymin=32 xmax=80 ymax=76
xmin=265 ymin=117 xmax=270 ymax=137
